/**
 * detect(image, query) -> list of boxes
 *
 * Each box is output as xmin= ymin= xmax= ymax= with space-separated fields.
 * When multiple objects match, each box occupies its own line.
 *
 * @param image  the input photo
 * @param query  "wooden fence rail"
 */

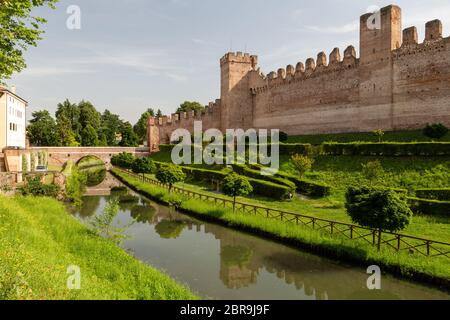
xmin=118 ymin=168 xmax=450 ymax=260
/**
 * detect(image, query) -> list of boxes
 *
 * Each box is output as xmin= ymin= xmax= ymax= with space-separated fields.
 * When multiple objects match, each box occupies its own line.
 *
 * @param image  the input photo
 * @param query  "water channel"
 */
xmin=69 ymin=173 xmax=450 ymax=300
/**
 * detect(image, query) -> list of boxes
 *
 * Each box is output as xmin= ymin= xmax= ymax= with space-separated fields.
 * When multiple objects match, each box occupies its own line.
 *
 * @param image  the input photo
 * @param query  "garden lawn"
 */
xmin=0 ymin=195 xmax=197 ymax=300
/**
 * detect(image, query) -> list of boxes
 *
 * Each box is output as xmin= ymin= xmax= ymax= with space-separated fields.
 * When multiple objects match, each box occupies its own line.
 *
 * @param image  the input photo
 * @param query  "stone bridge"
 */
xmin=29 ymin=147 xmax=150 ymax=170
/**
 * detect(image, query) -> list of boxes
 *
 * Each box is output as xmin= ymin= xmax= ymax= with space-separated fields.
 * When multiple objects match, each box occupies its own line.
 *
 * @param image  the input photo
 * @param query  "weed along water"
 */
xmin=69 ymin=173 xmax=450 ymax=300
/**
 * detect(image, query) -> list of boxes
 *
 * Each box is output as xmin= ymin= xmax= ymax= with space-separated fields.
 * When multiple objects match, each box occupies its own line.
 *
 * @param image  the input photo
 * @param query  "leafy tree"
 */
xmin=134 ymin=108 xmax=155 ymax=144
xmin=176 ymin=101 xmax=205 ymax=114
xmin=423 ymin=123 xmax=449 ymax=140
xmin=156 ymin=109 xmax=163 ymax=118
xmin=373 ymin=129 xmax=385 ymax=143
xmin=132 ymin=157 xmax=155 ymax=178
xmin=100 ymin=109 xmax=122 ymax=146
xmin=155 ymin=164 xmax=185 ymax=193
xmin=27 ymin=110 xmax=59 ymax=146
xmin=0 ymin=0 xmax=58 ymax=83
xmin=55 ymin=99 xmax=81 ymax=136
xmin=361 ymin=160 xmax=384 ymax=181
xmin=119 ymin=121 xmax=139 ymax=147
xmin=56 ymin=114 xmax=79 ymax=146
xmin=81 ymin=124 xmax=99 ymax=146
xmin=345 ymin=186 xmax=413 ymax=250
xmin=78 ymin=100 xmax=101 ymax=129
xmin=222 ymin=173 xmax=253 ymax=212
xmin=291 ymin=154 xmax=314 ymax=178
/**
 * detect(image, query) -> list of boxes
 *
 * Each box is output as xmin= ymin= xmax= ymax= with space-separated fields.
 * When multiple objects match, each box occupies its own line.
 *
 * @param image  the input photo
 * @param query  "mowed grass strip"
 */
xmin=0 ymin=195 xmax=197 ymax=300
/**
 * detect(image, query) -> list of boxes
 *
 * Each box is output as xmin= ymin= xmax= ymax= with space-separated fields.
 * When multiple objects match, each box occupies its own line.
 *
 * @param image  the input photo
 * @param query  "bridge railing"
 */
xmin=116 ymin=168 xmax=450 ymax=260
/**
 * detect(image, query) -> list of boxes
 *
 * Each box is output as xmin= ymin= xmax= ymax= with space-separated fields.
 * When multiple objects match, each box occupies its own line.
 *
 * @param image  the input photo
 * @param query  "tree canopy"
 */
xmin=176 ymin=101 xmax=205 ymax=114
xmin=0 ymin=0 xmax=58 ymax=82
xmin=133 ymin=108 xmax=155 ymax=144
xmin=27 ymin=110 xmax=58 ymax=146
xmin=222 ymin=173 xmax=253 ymax=211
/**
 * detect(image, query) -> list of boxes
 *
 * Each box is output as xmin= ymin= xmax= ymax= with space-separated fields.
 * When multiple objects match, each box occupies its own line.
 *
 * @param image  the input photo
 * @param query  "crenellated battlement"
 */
xmin=151 ymin=4 xmax=450 ymax=146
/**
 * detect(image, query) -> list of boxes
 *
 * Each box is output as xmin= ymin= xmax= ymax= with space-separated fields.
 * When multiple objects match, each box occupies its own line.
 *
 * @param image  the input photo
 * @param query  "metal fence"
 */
xmin=118 ymin=168 xmax=450 ymax=260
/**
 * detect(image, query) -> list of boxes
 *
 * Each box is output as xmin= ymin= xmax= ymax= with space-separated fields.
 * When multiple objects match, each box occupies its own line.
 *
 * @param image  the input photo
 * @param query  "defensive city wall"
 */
xmin=148 ymin=5 xmax=450 ymax=149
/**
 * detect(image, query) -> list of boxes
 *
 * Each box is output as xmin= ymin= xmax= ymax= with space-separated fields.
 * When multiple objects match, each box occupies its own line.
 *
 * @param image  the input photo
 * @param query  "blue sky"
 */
xmin=8 ymin=0 xmax=450 ymax=123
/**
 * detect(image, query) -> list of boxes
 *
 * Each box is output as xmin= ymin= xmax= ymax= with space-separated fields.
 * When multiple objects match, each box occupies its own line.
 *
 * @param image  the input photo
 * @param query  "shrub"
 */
xmin=155 ymin=164 xmax=186 ymax=192
xmin=279 ymin=132 xmax=289 ymax=142
xmin=423 ymin=123 xmax=449 ymax=140
xmin=132 ymin=157 xmax=156 ymax=177
xmin=361 ymin=160 xmax=384 ymax=181
xmin=111 ymin=152 xmax=135 ymax=169
xmin=222 ymin=173 xmax=253 ymax=211
xmin=408 ymin=197 xmax=450 ymax=216
xmin=291 ymin=154 xmax=314 ymax=178
xmin=373 ymin=129 xmax=385 ymax=143
xmin=231 ymin=164 xmax=296 ymax=191
xmin=18 ymin=175 xmax=59 ymax=198
xmin=322 ymin=142 xmax=450 ymax=156
xmin=22 ymin=155 xmax=28 ymax=174
xmin=345 ymin=186 xmax=413 ymax=249
xmin=65 ymin=163 xmax=88 ymax=206
xmin=415 ymin=188 xmax=450 ymax=201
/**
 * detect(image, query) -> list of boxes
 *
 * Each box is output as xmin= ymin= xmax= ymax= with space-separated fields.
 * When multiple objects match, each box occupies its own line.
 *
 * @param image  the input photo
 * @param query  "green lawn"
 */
xmin=286 ymin=130 xmax=450 ymax=144
xmin=0 ymin=195 xmax=197 ymax=300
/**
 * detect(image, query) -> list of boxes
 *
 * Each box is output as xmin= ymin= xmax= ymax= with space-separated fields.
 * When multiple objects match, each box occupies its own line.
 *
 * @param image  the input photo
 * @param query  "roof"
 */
xmin=0 ymin=86 xmax=28 ymax=105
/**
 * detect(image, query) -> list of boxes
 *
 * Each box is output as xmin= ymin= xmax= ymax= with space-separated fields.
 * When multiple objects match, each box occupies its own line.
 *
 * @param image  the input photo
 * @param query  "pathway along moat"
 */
xmin=69 ymin=173 xmax=450 ymax=300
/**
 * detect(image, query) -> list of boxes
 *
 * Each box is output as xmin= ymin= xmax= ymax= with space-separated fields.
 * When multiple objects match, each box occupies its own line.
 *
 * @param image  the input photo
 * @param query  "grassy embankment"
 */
xmin=0 ymin=195 xmax=197 ymax=300
xmin=112 ymin=168 xmax=450 ymax=288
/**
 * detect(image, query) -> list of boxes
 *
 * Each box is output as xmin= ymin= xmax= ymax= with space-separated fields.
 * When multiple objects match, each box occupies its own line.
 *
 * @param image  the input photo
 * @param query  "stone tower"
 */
xmin=359 ymin=5 xmax=402 ymax=130
xmin=220 ymin=52 xmax=258 ymax=131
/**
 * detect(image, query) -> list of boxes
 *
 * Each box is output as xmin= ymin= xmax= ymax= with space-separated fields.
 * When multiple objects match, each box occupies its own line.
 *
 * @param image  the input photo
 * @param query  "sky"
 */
xmin=7 ymin=0 xmax=450 ymax=124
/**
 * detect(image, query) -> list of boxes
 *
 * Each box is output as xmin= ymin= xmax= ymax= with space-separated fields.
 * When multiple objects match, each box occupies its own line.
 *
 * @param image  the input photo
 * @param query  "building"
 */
xmin=148 ymin=4 xmax=450 ymax=149
xmin=0 ymin=85 xmax=28 ymax=149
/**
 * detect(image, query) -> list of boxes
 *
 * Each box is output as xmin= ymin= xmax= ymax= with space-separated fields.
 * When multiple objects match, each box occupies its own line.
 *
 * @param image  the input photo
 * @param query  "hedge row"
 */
xmin=322 ymin=142 xmax=450 ymax=156
xmin=407 ymin=197 xmax=450 ymax=216
xmin=180 ymin=166 xmax=291 ymax=200
xmin=415 ymin=189 xmax=450 ymax=201
xmin=231 ymin=164 xmax=296 ymax=191
xmin=247 ymin=164 xmax=331 ymax=197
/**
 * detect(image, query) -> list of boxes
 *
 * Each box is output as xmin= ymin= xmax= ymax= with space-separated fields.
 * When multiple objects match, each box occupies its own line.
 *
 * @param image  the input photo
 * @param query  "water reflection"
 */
xmin=70 ymin=174 xmax=450 ymax=300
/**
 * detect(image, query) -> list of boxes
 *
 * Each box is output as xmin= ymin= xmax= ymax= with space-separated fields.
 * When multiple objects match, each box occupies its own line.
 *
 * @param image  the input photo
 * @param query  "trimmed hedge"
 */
xmin=322 ymin=142 xmax=450 ymax=156
xmin=408 ymin=197 xmax=450 ymax=216
xmin=180 ymin=166 xmax=291 ymax=200
xmin=415 ymin=189 xmax=450 ymax=201
xmin=231 ymin=164 xmax=296 ymax=191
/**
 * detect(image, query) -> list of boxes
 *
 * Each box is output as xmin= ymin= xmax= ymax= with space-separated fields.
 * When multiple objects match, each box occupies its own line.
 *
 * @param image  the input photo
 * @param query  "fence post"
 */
xmin=350 ymin=225 xmax=353 ymax=239
xmin=427 ymin=241 xmax=431 ymax=256
xmin=397 ymin=235 xmax=401 ymax=251
xmin=330 ymin=222 xmax=334 ymax=235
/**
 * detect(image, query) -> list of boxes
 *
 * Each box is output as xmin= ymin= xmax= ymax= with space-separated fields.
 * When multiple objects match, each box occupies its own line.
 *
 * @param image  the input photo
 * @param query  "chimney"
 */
xmin=11 ymin=85 xmax=16 ymax=94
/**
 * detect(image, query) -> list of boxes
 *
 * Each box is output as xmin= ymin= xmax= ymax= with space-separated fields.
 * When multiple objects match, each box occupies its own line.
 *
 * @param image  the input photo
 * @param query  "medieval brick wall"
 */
xmin=150 ymin=4 xmax=450 ymax=145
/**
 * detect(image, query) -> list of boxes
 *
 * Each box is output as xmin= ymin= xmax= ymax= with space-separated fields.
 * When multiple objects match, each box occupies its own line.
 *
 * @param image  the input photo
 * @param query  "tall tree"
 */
xmin=56 ymin=114 xmax=78 ymax=146
xmin=100 ymin=109 xmax=122 ymax=146
xmin=56 ymin=99 xmax=81 ymax=135
xmin=119 ymin=121 xmax=139 ymax=147
xmin=81 ymin=124 xmax=99 ymax=147
xmin=134 ymin=108 xmax=155 ymax=144
xmin=156 ymin=109 xmax=163 ymax=118
xmin=27 ymin=110 xmax=59 ymax=146
xmin=0 ymin=0 xmax=58 ymax=83
xmin=176 ymin=101 xmax=204 ymax=114
xmin=78 ymin=100 xmax=101 ymax=129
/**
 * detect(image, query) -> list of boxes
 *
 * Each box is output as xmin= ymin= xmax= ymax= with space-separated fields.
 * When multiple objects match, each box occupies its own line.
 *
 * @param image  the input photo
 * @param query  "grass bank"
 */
xmin=111 ymin=168 xmax=450 ymax=290
xmin=0 ymin=195 xmax=197 ymax=300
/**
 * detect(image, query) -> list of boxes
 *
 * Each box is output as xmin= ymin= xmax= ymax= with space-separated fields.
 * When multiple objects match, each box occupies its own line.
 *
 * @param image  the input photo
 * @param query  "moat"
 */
xmin=69 ymin=173 xmax=450 ymax=300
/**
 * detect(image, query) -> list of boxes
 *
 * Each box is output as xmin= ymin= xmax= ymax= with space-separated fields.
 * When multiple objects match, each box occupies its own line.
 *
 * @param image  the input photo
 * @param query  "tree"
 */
xmin=100 ymin=109 xmax=122 ymax=146
xmin=155 ymin=164 xmax=186 ymax=193
xmin=176 ymin=101 xmax=205 ymax=114
xmin=134 ymin=108 xmax=155 ymax=144
xmin=279 ymin=132 xmax=289 ymax=142
xmin=345 ymin=186 xmax=413 ymax=250
xmin=78 ymin=100 xmax=101 ymax=129
xmin=291 ymin=154 xmax=314 ymax=178
xmin=423 ymin=123 xmax=449 ymax=140
xmin=27 ymin=110 xmax=59 ymax=146
xmin=132 ymin=157 xmax=156 ymax=178
xmin=0 ymin=0 xmax=58 ymax=83
xmin=81 ymin=124 xmax=99 ymax=146
xmin=55 ymin=99 xmax=81 ymax=136
xmin=373 ymin=129 xmax=385 ymax=143
xmin=111 ymin=152 xmax=135 ymax=169
xmin=119 ymin=121 xmax=139 ymax=147
xmin=56 ymin=114 xmax=79 ymax=146
xmin=222 ymin=173 xmax=253 ymax=212
xmin=156 ymin=109 xmax=163 ymax=118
